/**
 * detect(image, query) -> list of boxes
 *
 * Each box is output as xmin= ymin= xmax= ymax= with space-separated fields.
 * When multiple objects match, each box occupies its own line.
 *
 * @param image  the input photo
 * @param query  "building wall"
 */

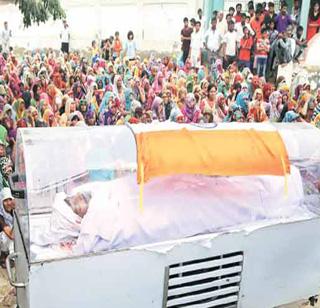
xmin=0 ymin=0 xmax=203 ymax=52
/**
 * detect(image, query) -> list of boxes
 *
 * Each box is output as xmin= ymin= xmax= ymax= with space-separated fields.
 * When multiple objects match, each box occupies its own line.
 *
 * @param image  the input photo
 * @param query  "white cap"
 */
xmin=2 ymin=188 xmax=14 ymax=201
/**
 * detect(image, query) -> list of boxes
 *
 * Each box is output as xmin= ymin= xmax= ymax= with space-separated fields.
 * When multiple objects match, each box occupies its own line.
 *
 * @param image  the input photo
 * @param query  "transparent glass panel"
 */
xmin=14 ymin=124 xmax=320 ymax=263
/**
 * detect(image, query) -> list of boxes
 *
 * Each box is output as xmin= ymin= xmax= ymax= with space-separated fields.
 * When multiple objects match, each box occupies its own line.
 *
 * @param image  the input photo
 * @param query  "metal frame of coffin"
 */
xmin=7 ymin=122 xmax=320 ymax=308
xmin=14 ymin=217 xmax=320 ymax=308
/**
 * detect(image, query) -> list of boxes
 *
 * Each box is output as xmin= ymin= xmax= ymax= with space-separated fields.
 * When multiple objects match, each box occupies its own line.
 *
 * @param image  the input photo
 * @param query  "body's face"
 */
xmin=184 ymin=20 xmax=189 ymax=27
xmin=236 ymin=6 xmax=241 ymax=13
xmin=4 ymin=22 xmax=8 ymax=30
xmin=211 ymin=19 xmax=217 ymax=29
xmin=195 ymin=24 xmax=201 ymax=32
xmin=66 ymin=193 xmax=90 ymax=218
xmin=315 ymin=3 xmax=320 ymax=11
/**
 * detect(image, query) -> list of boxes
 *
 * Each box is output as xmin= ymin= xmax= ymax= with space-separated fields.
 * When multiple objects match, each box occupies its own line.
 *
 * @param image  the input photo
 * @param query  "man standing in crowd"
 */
xmin=1 ymin=22 xmax=12 ymax=55
xmin=264 ymin=2 xmax=277 ymax=29
xmin=197 ymin=8 xmax=206 ymax=33
xmin=190 ymin=21 xmax=202 ymax=68
xmin=275 ymin=3 xmax=292 ymax=34
xmin=251 ymin=9 xmax=263 ymax=39
xmin=181 ymin=17 xmax=193 ymax=64
xmin=238 ymin=26 xmax=254 ymax=69
xmin=60 ymin=20 xmax=70 ymax=54
xmin=235 ymin=13 xmax=247 ymax=41
xmin=276 ymin=26 xmax=295 ymax=86
xmin=203 ymin=18 xmax=222 ymax=66
xmin=255 ymin=28 xmax=270 ymax=77
xmin=217 ymin=12 xmax=228 ymax=35
xmin=222 ymin=20 xmax=238 ymax=69
xmin=234 ymin=3 xmax=243 ymax=23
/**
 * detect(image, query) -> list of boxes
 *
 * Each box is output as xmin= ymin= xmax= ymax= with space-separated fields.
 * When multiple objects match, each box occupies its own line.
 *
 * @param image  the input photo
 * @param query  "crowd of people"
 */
xmin=0 ymin=1 xmax=320 ymax=262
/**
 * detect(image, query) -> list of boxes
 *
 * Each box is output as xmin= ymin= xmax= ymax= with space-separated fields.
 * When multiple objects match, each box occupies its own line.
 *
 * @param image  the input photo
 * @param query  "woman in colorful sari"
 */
xmin=143 ymin=79 xmax=155 ymax=111
xmin=113 ymin=75 xmax=126 ymax=108
xmin=60 ymin=98 xmax=76 ymax=127
xmin=72 ymin=81 xmax=86 ymax=101
xmin=43 ymin=109 xmax=58 ymax=127
xmin=85 ymin=110 xmax=97 ymax=126
xmin=268 ymin=91 xmax=282 ymax=122
xmin=247 ymin=89 xmax=268 ymax=122
xmin=152 ymin=71 xmax=165 ymax=96
xmin=151 ymin=97 xmax=165 ymax=122
xmin=181 ymin=93 xmax=201 ymax=123
xmin=200 ymin=83 xmax=217 ymax=114
xmin=78 ymin=99 xmax=88 ymax=119
xmin=101 ymin=100 xmax=122 ymax=126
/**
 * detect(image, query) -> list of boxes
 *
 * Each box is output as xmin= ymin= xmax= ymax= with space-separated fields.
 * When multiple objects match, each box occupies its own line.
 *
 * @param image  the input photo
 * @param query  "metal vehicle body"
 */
xmin=8 ymin=123 xmax=320 ymax=308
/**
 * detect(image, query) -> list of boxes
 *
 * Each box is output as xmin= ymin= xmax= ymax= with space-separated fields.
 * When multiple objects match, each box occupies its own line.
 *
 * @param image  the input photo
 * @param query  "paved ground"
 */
xmin=0 ymin=268 xmax=15 ymax=307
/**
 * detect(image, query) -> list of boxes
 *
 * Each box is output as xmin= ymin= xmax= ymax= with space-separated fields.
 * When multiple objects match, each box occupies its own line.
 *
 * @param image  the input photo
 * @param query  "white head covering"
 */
xmin=2 ymin=188 xmax=13 ymax=201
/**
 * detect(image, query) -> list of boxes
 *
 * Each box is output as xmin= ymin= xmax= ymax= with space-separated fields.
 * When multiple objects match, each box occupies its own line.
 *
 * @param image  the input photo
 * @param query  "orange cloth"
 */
xmin=136 ymin=128 xmax=290 ymax=184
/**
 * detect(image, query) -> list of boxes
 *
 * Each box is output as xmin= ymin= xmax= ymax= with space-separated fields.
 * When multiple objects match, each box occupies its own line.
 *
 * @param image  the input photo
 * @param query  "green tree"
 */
xmin=15 ymin=0 xmax=66 ymax=28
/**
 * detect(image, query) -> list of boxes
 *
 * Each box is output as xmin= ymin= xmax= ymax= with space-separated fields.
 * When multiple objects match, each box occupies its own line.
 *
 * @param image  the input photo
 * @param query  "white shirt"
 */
xmin=191 ymin=30 xmax=203 ymax=51
xmin=217 ymin=20 xmax=228 ymax=35
xmin=60 ymin=27 xmax=70 ymax=43
xmin=204 ymin=28 xmax=222 ymax=52
xmin=288 ymin=37 xmax=296 ymax=58
xmin=1 ymin=28 xmax=11 ymax=52
xmin=125 ymin=40 xmax=137 ymax=59
xmin=235 ymin=22 xmax=244 ymax=41
xmin=222 ymin=30 xmax=238 ymax=56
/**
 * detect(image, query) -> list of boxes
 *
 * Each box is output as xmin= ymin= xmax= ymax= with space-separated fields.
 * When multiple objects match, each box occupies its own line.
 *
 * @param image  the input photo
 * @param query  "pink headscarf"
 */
xmin=152 ymin=71 xmax=164 ymax=95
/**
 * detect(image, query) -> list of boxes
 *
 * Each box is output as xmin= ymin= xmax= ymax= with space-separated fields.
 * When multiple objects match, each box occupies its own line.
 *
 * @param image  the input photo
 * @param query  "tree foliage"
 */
xmin=15 ymin=0 xmax=66 ymax=28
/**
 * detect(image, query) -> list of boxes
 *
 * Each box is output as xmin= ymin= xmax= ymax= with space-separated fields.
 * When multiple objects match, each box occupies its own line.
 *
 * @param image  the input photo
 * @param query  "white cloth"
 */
xmin=217 ymin=20 xmax=228 ymax=35
xmin=0 ymin=232 xmax=12 ymax=252
xmin=204 ymin=28 xmax=222 ymax=52
xmin=190 ymin=30 xmax=203 ymax=67
xmin=60 ymin=27 xmax=70 ymax=43
xmin=222 ymin=31 xmax=238 ymax=56
xmin=125 ymin=40 xmax=137 ymax=59
xmin=74 ymin=168 xmax=305 ymax=255
xmin=235 ymin=22 xmax=244 ymax=41
xmin=1 ymin=29 xmax=11 ymax=53
xmin=31 ymin=192 xmax=83 ymax=246
xmin=277 ymin=61 xmax=294 ymax=87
